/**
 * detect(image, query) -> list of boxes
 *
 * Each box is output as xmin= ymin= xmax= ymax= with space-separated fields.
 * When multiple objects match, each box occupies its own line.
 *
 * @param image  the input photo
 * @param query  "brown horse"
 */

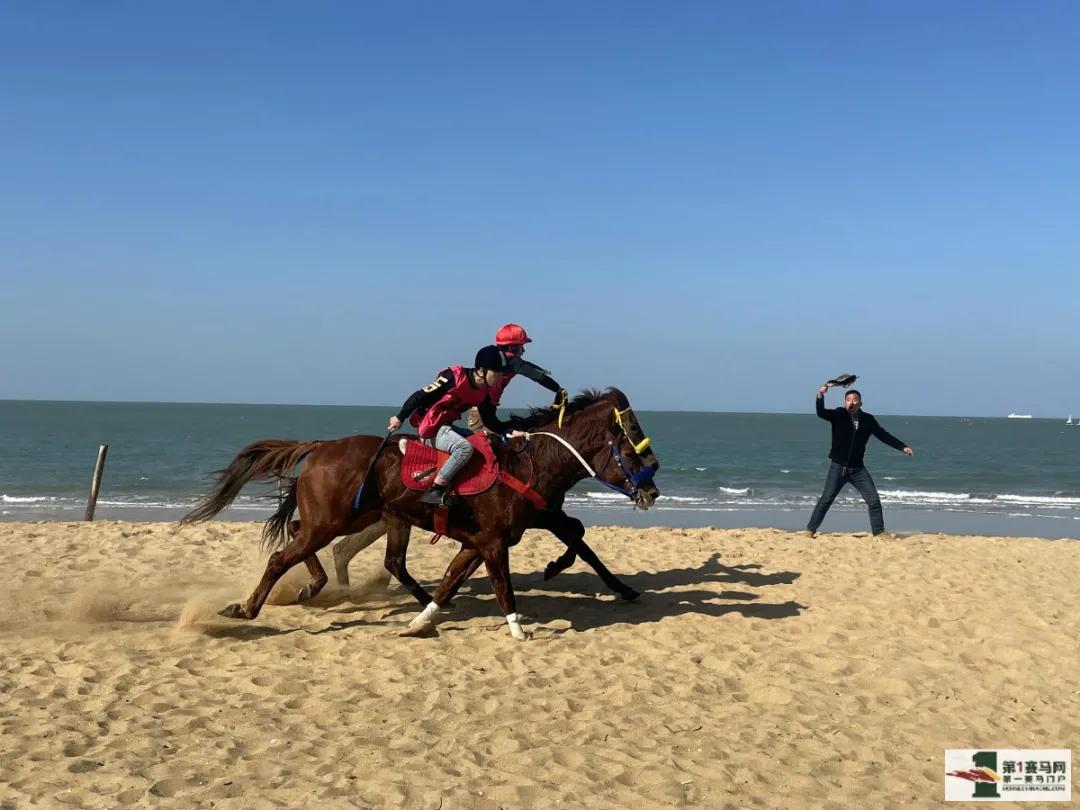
xmin=180 ymin=389 xmax=659 ymax=640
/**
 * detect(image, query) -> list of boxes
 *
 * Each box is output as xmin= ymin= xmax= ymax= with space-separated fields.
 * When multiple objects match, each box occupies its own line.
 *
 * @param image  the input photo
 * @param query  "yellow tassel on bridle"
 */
xmin=614 ymin=407 xmax=651 ymax=454
xmin=554 ymin=389 xmax=568 ymax=429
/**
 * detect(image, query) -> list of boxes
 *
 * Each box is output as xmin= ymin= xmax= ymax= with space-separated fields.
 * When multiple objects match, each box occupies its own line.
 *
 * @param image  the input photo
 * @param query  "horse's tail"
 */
xmin=262 ymin=476 xmax=298 ymax=552
xmin=179 ymin=439 xmax=321 ymax=527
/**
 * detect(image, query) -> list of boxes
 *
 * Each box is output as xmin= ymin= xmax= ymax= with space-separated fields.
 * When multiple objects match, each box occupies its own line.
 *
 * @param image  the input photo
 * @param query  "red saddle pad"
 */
xmin=399 ymin=434 xmax=499 ymax=496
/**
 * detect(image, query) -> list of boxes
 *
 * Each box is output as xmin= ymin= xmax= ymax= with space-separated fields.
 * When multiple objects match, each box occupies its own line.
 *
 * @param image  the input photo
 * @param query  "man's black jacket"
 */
xmin=816 ymin=396 xmax=907 ymax=469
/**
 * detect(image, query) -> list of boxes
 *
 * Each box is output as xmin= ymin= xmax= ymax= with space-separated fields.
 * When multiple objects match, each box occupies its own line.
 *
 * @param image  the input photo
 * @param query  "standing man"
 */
xmin=807 ymin=384 xmax=914 ymax=538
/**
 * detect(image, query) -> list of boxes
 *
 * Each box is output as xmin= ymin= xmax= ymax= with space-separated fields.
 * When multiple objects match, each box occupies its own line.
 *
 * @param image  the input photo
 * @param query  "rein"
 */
xmin=523 ymin=431 xmax=597 ymax=476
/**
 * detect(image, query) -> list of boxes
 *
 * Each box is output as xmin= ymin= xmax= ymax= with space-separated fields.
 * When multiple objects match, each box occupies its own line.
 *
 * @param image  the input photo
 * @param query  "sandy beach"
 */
xmin=0 ymin=520 xmax=1077 ymax=808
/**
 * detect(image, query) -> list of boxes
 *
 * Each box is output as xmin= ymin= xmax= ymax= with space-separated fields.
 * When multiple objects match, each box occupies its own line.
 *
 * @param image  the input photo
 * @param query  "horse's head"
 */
xmin=588 ymin=390 xmax=660 ymax=510
xmin=507 ymin=388 xmax=661 ymax=509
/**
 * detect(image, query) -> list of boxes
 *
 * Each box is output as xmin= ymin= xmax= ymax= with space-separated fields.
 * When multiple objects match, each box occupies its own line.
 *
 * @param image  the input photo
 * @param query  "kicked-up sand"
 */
xmin=0 ymin=520 xmax=1077 ymax=808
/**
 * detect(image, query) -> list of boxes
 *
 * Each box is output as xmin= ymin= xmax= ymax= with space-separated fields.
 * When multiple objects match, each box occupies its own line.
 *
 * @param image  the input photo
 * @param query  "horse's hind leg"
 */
xmin=274 ymin=520 xmax=329 ymax=603
xmin=536 ymin=509 xmax=639 ymax=601
xmin=220 ymin=523 xmax=335 ymax=620
xmin=296 ymin=555 xmax=330 ymax=603
xmin=332 ymin=520 xmax=389 ymax=587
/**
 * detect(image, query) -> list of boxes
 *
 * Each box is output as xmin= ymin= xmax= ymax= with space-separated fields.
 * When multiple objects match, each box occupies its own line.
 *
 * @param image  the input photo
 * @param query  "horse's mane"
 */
xmin=503 ymin=387 xmax=629 ymax=432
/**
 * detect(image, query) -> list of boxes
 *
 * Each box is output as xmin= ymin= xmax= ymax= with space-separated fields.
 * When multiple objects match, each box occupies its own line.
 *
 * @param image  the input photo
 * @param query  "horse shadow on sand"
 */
xmin=193 ymin=623 xmax=304 ymax=641
xmin=313 ymin=553 xmax=805 ymax=635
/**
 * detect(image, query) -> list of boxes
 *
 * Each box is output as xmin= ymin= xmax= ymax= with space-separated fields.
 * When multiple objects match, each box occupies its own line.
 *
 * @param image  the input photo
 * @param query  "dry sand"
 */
xmin=0 ymin=520 xmax=1077 ymax=809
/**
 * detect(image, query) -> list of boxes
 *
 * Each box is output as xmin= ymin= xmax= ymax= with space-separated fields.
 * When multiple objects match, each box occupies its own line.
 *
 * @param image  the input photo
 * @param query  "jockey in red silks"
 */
xmin=389 ymin=346 xmax=509 ymax=506
xmin=467 ymin=323 xmax=568 ymax=432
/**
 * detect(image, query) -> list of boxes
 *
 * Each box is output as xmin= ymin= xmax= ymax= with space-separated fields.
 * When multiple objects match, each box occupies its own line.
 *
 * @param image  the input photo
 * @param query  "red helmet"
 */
xmin=495 ymin=323 xmax=532 ymax=346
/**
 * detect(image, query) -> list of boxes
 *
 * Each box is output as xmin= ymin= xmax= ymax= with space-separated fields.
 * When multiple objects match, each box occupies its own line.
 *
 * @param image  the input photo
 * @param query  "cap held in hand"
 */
xmin=825 ymin=373 xmax=858 ymax=388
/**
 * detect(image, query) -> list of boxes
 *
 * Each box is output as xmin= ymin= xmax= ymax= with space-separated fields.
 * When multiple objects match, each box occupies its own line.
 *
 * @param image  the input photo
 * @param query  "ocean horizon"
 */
xmin=2 ymin=399 xmax=1078 ymax=538
xmin=3 ymin=396 xmax=1070 ymax=420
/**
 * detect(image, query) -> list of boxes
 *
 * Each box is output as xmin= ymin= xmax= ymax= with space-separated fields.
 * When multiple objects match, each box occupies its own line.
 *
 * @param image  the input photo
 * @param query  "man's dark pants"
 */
xmin=807 ymin=462 xmax=885 ymax=535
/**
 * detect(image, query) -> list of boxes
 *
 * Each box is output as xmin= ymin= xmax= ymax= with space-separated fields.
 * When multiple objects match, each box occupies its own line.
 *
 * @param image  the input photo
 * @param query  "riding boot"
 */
xmin=420 ymin=485 xmax=448 ymax=506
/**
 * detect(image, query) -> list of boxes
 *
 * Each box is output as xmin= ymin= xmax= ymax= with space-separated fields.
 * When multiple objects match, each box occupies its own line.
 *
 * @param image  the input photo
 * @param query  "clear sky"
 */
xmin=2 ymin=2 xmax=1078 ymax=416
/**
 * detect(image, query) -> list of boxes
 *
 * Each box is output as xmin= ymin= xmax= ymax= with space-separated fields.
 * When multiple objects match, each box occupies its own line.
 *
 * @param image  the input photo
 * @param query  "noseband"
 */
xmin=593 ymin=407 xmax=658 ymax=500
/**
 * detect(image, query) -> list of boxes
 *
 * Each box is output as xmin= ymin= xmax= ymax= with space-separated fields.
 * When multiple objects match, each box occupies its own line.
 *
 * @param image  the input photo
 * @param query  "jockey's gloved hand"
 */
xmin=552 ymin=388 xmax=568 ymax=408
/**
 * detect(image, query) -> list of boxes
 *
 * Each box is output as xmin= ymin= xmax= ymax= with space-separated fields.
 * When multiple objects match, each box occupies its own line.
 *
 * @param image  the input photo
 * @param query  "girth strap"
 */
xmin=497 ymin=470 xmax=546 ymax=509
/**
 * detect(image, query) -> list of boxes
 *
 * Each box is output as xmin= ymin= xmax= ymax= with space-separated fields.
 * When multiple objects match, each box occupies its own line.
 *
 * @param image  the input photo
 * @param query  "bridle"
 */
xmin=593 ymin=406 xmax=658 ymax=500
xmin=523 ymin=405 xmax=658 ymax=502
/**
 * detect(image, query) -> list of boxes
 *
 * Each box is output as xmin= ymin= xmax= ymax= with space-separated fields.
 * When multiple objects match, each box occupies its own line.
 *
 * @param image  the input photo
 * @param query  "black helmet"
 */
xmin=474 ymin=345 xmax=505 ymax=372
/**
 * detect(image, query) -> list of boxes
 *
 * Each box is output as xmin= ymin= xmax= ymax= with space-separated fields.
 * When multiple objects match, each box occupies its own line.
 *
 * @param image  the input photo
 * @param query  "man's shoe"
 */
xmin=873 ymin=531 xmax=894 ymax=540
xmin=805 ymin=529 xmax=817 ymax=539
xmin=420 ymin=486 xmax=447 ymax=506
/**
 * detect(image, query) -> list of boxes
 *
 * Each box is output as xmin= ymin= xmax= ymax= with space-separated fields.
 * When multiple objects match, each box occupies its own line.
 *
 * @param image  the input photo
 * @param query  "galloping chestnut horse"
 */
xmin=180 ymin=389 xmax=659 ymax=640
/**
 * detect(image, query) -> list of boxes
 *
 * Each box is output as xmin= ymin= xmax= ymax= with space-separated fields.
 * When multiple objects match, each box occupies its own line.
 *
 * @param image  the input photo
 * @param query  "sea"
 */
xmin=2 ymin=400 xmax=1078 ymax=538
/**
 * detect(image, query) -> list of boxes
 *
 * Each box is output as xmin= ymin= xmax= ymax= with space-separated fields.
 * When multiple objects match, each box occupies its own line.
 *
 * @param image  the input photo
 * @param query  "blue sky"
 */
xmin=2 ymin=2 xmax=1077 ymax=416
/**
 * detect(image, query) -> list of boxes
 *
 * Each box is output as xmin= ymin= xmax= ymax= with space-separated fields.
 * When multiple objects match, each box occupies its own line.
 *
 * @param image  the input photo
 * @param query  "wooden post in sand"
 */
xmin=84 ymin=444 xmax=109 ymax=521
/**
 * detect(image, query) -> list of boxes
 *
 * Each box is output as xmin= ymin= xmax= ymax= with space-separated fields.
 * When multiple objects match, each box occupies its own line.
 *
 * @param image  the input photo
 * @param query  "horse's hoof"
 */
xmin=399 ymin=622 xmax=438 ymax=638
xmin=543 ymin=563 xmax=560 ymax=581
xmin=218 ymin=603 xmax=247 ymax=619
xmin=297 ymin=585 xmax=313 ymax=603
xmin=620 ymin=589 xmax=641 ymax=602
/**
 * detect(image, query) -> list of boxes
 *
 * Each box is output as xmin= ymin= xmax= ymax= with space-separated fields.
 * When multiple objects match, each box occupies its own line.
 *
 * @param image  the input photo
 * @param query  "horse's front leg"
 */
xmin=482 ymin=538 xmax=527 ymax=640
xmin=399 ymin=546 xmax=481 ymax=637
xmin=535 ymin=509 xmax=639 ymax=601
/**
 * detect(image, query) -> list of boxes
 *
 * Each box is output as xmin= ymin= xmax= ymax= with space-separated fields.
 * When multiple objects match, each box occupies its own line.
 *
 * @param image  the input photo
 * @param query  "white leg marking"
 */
xmin=409 ymin=600 xmax=441 ymax=629
xmin=506 ymin=612 xmax=526 ymax=640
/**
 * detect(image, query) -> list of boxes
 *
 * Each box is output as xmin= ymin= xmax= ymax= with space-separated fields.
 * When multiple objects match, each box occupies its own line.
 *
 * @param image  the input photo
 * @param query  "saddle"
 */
xmin=398 ymin=434 xmax=500 ymax=495
xmin=397 ymin=433 xmax=546 ymax=512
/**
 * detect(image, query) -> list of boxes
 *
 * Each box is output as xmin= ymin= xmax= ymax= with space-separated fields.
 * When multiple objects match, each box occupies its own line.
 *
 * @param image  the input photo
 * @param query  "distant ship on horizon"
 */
xmin=1007 ymin=413 xmax=1033 ymax=419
